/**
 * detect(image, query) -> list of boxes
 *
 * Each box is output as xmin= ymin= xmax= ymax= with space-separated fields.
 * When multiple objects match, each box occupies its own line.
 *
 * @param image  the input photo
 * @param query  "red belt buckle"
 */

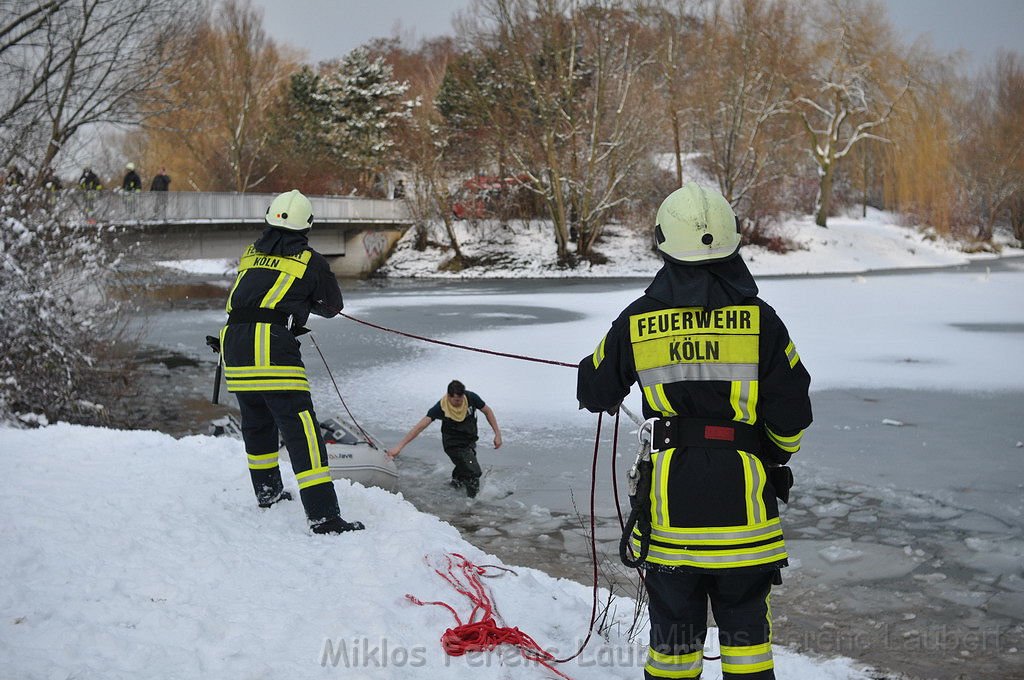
xmin=704 ymin=425 xmax=735 ymax=442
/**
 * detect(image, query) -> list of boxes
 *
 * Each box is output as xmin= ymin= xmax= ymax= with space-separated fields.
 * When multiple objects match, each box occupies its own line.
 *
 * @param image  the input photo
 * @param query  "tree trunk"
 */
xmin=815 ymin=164 xmax=834 ymax=228
xmin=671 ymin=108 xmax=683 ymax=187
xmin=432 ymin=183 xmax=463 ymax=261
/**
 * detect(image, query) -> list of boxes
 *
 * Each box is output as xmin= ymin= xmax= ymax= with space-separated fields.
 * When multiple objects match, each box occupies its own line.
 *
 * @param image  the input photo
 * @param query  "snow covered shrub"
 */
xmin=0 ymin=185 xmax=137 ymax=425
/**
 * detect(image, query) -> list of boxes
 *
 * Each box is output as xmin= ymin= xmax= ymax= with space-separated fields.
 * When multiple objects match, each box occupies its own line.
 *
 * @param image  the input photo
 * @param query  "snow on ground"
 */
xmin=380 ymin=208 xmax=1022 ymax=279
xmin=0 ymin=424 xmax=874 ymax=680
xmin=8 ymin=210 xmax=1022 ymax=678
xmin=156 ymin=258 xmax=236 ymax=276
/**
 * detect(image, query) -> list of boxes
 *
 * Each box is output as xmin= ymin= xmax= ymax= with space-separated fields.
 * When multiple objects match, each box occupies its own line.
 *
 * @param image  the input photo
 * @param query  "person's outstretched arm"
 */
xmin=386 ymin=416 xmax=433 ymax=458
xmin=481 ymin=405 xmax=502 ymax=449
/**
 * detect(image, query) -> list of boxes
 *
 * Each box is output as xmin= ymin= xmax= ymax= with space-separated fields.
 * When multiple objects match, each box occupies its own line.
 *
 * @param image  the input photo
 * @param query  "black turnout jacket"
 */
xmin=577 ymin=256 xmax=812 ymax=572
xmin=220 ymin=227 xmax=342 ymax=393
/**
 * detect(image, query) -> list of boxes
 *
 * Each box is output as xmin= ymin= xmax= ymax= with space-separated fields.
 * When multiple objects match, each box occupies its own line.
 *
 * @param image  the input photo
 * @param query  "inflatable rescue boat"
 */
xmin=210 ymin=415 xmax=399 ymax=492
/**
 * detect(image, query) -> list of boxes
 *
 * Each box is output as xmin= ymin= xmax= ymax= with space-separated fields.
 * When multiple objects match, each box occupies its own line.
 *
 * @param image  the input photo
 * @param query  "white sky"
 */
xmin=250 ymin=0 xmax=1023 ymax=71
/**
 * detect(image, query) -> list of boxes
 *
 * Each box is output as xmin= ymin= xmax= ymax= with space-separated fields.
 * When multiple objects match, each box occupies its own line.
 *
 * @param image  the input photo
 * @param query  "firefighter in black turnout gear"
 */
xmin=577 ymin=183 xmax=811 ymax=679
xmin=220 ymin=190 xmax=363 ymax=535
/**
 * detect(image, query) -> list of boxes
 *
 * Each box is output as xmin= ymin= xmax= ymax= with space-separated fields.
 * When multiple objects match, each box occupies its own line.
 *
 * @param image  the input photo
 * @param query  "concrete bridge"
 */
xmin=73 ymin=191 xmax=412 ymax=277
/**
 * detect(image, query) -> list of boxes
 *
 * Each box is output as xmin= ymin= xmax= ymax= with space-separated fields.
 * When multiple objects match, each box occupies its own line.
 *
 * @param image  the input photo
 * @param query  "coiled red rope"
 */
xmin=406 ymin=553 xmax=574 ymax=679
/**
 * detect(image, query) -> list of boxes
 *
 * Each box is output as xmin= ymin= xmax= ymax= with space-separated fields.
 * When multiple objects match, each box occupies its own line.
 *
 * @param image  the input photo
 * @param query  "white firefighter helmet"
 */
xmin=654 ymin=182 xmax=740 ymax=265
xmin=125 ymin=162 xmax=135 ymax=171
xmin=265 ymin=189 xmax=314 ymax=231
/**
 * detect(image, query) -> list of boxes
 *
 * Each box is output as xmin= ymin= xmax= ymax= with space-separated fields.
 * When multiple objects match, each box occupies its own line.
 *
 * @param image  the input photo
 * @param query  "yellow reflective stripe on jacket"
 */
xmin=651 ymin=448 xmax=674 ymax=527
xmin=295 ymin=466 xmax=332 ymax=489
xmin=238 ymin=245 xmax=311 ymax=278
xmin=766 ymin=425 xmax=804 ymax=453
xmin=741 ymin=451 xmax=768 ymax=525
xmin=592 ymin=335 xmax=606 ymax=369
xmin=635 ymin=517 xmax=787 ymax=569
xmin=224 ymin=365 xmax=307 ymax=378
xmin=225 ymin=269 xmax=247 ymax=313
xmin=785 ymin=340 xmax=800 ymax=368
xmin=252 ymin=322 xmax=272 ymax=367
xmin=647 ymin=517 xmax=784 ymax=545
xmin=634 ymin=535 xmax=788 ymax=569
xmin=729 ymin=379 xmax=758 ymax=424
xmin=227 ymin=380 xmax=310 ymax=392
xmin=642 ymin=384 xmax=677 ymax=416
xmin=645 ymin=647 xmax=703 ymax=678
xmin=639 ymin=362 xmax=758 ymax=385
xmin=224 ymin=363 xmax=310 ymax=393
xmin=260 ymin=271 xmax=296 ymax=309
xmin=720 ymin=642 xmax=773 ymax=674
xmin=247 ymin=451 xmax=279 ymax=470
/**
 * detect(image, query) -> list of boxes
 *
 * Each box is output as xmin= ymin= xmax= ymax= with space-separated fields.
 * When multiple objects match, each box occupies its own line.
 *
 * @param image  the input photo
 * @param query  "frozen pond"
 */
xmin=143 ymin=262 xmax=1024 ymax=679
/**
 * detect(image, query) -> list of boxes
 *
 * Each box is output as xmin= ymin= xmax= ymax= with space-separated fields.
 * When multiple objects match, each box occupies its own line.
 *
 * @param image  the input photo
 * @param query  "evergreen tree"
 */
xmin=290 ymin=47 xmax=417 ymax=192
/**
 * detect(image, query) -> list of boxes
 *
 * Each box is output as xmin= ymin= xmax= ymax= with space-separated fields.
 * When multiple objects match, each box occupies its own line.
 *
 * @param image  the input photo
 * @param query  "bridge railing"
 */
xmin=65 ymin=190 xmax=410 ymax=224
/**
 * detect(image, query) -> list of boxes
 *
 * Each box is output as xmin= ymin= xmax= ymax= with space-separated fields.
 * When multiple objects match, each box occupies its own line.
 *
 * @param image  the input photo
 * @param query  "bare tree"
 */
xmin=0 ymin=0 xmax=69 ymax=164
xmin=956 ymin=51 xmax=1024 ymax=240
xmin=131 ymin=0 xmax=296 ymax=192
xmin=793 ymin=0 xmax=910 ymax=227
xmin=0 ymin=0 xmax=200 ymax=182
xmin=638 ymin=0 xmax=696 ymax=188
xmin=879 ymin=51 xmax=960 ymax=234
xmin=685 ymin=0 xmax=804 ymax=214
xmin=467 ymin=0 xmax=657 ymax=264
xmin=401 ymin=47 xmax=468 ymax=264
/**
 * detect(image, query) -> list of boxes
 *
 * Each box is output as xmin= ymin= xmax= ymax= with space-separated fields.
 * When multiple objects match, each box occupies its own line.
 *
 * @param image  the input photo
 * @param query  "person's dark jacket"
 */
xmin=150 ymin=174 xmax=170 ymax=191
xmin=79 ymin=170 xmax=102 ymax=190
xmin=220 ymin=227 xmax=343 ymax=393
xmin=122 ymin=170 xmax=141 ymax=191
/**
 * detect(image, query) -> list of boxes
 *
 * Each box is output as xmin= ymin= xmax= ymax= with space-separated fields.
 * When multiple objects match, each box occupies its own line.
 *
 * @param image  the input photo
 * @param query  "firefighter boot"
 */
xmin=258 ymin=490 xmax=292 ymax=508
xmin=311 ymin=517 xmax=366 ymax=535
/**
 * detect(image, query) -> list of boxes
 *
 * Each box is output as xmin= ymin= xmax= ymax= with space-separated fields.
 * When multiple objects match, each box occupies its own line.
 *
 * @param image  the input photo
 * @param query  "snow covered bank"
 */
xmin=378 ymin=209 xmax=1021 ymax=279
xmin=0 ymin=424 xmax=875 ymax=679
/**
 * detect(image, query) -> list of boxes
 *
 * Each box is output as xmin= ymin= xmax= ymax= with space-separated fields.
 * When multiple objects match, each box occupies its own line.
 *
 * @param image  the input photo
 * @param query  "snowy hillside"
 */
xmin=0 ymin=424 xmax=875 ymax=680
xmin=378 ymin=208 xmax=1021 ymax=279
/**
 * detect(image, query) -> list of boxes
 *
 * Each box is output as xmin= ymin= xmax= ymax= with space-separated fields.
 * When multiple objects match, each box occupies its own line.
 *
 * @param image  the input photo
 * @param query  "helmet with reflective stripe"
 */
xmin=654 ymin=182 xmax=740 ymax=265
xmin=265 ymin=189 xmax=314 ymax=231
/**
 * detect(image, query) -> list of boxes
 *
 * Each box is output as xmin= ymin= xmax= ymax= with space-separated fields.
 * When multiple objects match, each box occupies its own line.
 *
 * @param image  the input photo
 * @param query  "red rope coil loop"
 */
xmin=407 ymin=553 xmax=573 ymax=679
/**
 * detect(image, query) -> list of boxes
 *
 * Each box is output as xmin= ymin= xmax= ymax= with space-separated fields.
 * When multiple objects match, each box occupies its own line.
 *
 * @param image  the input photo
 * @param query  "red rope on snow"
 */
xmin=406 ymin=553 xmax=574 ymax=679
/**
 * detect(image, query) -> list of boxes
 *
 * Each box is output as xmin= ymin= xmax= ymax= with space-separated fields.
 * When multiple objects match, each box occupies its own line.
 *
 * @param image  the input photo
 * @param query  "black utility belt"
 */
xmin=227 ymin=308 xmax=290 ymax=326
xmin=651 ymin=417 xmax=759 ymax=453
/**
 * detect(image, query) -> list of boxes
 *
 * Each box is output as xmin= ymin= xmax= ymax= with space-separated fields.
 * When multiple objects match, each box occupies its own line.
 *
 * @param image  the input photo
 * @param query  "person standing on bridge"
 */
xmin=218 ymin=189 xmax=364 ymax=535
xmin=122 ymin=163 xmax=141 ymax=191
xmin=576 ymin=182 xmax=811 ymax=680
xmin=150 ymin=168 xmax=170 ymax=218
xmin=386 ymin=380 xmax=502 ymax=498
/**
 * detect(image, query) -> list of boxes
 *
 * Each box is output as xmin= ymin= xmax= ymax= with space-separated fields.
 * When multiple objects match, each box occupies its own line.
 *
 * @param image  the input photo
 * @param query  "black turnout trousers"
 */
xmin=644 ymin=568 xmax=776 ymax=680
xmin=236 ymin=390 xmax=340 ymax=523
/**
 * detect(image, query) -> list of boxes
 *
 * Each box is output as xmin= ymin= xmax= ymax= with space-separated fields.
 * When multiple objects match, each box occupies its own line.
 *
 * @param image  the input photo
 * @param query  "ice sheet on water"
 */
xmin=789 ymin=539 xmax=920 ymax=583
xmin=811 ymin=501 xmax=852 ymax=518
xmin=947 ymin=511 xmax=1015 ymax=533
xmin=932 ymin=587 xmax=991 ymax=609
xmin=955 ymin=535 xmax=1024 ymax=576
xmin=819 ymin=544 xmax=864 ymax=564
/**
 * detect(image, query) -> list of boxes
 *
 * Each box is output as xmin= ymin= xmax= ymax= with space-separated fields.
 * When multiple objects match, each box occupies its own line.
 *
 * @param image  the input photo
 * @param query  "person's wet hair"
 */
xmin=447 ymin=380 xmax=465 ymax=397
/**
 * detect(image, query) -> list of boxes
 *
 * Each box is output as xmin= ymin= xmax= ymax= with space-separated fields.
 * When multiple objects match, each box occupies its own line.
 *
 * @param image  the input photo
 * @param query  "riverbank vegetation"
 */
xmin=2 ymin=0 xmax=1022 ymax=424
xmin=123 ymin=0 xmax=1024 ymax=267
